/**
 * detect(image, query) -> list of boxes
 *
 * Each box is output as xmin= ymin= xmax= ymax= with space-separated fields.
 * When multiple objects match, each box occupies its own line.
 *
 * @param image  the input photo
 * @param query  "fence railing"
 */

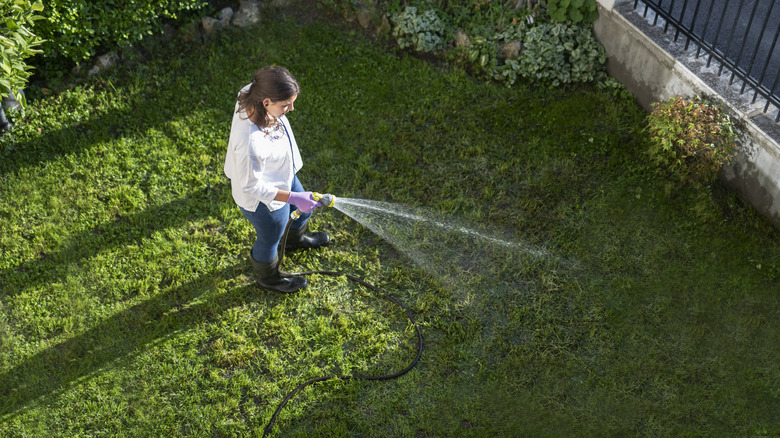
xmin=633 ymin=0 xmax=780 ymax=122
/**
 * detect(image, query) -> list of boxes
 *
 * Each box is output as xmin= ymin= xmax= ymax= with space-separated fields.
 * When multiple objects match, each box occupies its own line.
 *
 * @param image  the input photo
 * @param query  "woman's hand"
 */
xmin=287 ymin=191 xmax=321 ymax=213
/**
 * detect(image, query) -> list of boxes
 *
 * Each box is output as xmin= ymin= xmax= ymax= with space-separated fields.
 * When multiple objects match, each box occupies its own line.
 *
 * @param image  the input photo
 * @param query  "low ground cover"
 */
xmin=1 ymin=5 xmax=779 ymax=437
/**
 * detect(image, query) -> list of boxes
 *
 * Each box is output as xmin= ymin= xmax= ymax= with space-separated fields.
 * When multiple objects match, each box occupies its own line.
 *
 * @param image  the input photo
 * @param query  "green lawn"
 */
xmin=1 ymin=5 xmax=779 ymax=437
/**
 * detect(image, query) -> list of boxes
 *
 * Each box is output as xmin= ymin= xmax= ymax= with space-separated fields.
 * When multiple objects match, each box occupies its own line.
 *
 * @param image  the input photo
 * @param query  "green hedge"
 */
xmin=35 ymin=0 xmax=208 ymax=63
xmin=0 ymin=0 xmax=45 ymax=102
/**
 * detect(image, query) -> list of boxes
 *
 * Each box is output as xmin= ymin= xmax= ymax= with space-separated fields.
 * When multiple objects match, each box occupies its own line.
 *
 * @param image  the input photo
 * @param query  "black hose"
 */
xmin=262 ymin=218 xmax=423 ymax=438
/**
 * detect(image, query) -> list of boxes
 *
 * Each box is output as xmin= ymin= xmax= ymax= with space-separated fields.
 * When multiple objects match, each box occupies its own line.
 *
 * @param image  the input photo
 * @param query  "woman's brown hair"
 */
xmin=236 ymin=66 xmax=300 ymax=129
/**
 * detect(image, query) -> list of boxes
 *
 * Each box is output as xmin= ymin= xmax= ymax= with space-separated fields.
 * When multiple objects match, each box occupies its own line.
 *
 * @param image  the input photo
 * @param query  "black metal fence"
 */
xmin=633 ymin=0 xmax=780 ymax=121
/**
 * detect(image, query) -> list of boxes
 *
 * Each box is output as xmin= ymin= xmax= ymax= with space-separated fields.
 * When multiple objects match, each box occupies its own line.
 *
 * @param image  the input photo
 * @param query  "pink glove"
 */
xmin=287 ymin=191 xmax=321 ymax=214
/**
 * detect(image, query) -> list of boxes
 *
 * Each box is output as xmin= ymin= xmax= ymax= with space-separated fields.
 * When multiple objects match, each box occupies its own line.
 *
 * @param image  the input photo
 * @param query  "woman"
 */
xmin=224 ymin=66 xmax=330 ymax=293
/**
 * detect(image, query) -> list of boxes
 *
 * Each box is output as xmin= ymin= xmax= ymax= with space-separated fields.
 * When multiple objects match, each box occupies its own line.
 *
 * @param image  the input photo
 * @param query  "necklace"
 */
xmin=262 ymin=121 xmax=285 ymax=141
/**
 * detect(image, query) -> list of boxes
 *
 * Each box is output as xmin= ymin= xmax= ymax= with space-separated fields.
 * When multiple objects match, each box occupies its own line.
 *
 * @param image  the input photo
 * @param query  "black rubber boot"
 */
xmin=250 ymin=252 xmax=308 ymax=293
xmin=285 ymin=224 xmax=331 ymax=250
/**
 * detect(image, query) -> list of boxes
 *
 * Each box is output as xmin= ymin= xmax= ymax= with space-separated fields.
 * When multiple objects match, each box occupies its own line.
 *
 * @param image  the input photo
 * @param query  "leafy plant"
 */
xmin=0 ymin=0 xmax=45 ymax=104
xmin=547 ymin=0 xmax=599 ymax=24
xmin=462 ymin=0 xmax=520 ymax=32
xmin=516 ymin=22 xmax=607 ymax=87
xmin=33 ymin=0 xmax=206 ymax=63
xmin=319 ymin=0 xmax=361 ymax=19
xmin=459 ymin=22 xmax=526 ymax=85
xmin=390 ymin=6 xmax=448 ymax=52
xmin=444 ymin=0 xmax=535 ymax=80
xmin=331 ymin=1 xmax=608 ymax=89
xmin=646 ymin=96 xmax=738 ymax=186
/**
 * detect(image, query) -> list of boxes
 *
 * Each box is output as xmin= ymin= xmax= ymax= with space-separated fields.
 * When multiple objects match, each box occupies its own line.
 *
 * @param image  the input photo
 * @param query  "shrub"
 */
xmin=462 ymin=23 xmax=526 ymax=85
xmin=390 ymin=6 xmax=448 ymax=53
xmin=509 ymin=22 xmax=607 ymax=87
xmin=646 ymin=96 xmax=738 ymax=186
xmin=547 ymin=0 xmax=599 ymax=24
xmin=33 ymin=0 xmax=207 ymax=63
xmin=0 ymin=0 xmax=45 ymax=104
xmin=387 ymin=1 xmax=607 ymax=89
xmin=444 ymin=0 xmax=538 ymax=83
xmin=521 ymin=22 xmax=607 ymax=86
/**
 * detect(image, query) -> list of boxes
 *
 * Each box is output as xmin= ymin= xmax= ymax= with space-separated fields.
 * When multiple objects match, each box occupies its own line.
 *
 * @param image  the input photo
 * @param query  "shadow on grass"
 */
xmin=0 ymin=32 xmax=237 ymax=179
xmin=0 ymin=81 xmax=187 ymax=178
xmin=0 ymin=261 xmax=272 ymax=419
xmin=0 ymin=186 xmax=225 ymax=297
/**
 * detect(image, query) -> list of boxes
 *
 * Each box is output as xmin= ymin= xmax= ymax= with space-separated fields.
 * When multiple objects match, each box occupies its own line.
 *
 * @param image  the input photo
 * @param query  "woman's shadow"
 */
xmin=0 ymin=259 xmax=280 ymax=420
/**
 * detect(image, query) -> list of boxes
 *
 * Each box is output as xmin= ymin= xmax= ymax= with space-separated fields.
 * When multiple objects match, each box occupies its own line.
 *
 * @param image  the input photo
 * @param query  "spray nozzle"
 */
xmin=312 ymin=192 xmax=336 ymax=208
xmin=290 ymin=192 xmax=337 ymax=220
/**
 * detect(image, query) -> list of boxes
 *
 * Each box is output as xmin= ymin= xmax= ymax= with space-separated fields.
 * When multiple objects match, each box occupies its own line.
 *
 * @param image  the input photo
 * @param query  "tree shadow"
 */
xmin=0 ymin=31 xmax=237 ymax=178
xmin=0 ymin=185 xmax=224 ymax=299
xmin=0 ymin=261 xmax=273 ymax=419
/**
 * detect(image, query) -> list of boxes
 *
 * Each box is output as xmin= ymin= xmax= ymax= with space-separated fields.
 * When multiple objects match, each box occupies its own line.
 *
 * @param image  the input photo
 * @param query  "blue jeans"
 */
xmin=240 ymin=175 xmax=311 ymax=263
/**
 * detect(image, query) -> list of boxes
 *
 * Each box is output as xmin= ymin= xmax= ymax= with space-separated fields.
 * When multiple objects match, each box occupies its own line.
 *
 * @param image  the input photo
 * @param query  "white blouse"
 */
xmin=224 ymin=86 xmax=303 ymax=212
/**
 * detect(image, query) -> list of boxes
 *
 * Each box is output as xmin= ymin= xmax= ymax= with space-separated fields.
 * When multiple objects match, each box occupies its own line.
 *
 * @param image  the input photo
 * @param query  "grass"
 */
xmin=2 ymin=3 xmax=780 ymax=437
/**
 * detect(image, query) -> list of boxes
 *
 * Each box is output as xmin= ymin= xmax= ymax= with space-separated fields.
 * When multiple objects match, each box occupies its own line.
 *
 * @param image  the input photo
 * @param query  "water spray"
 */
xmin=266 ymin=195 xmax=556 ymax=435
xmin=264 ymin=193 xmax=423 ymax=438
